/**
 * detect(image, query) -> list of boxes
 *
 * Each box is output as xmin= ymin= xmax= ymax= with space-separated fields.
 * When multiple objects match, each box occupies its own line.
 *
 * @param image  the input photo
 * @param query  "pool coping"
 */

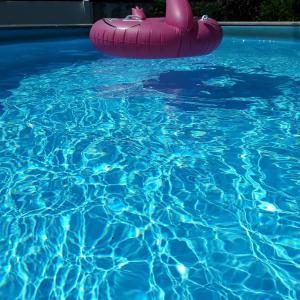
xmin=0 ymin=24 xmax=92 ymax=29
xmin=220 ymin=22 xmax=300 ymax=26
xmin=0 ymin=22 xmax=300 ymax=29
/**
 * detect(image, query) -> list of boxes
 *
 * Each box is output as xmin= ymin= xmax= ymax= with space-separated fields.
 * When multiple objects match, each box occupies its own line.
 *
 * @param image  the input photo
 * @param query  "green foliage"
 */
xmin=259 ymin=0 xmax=300 ymax=21
xmin=149 ymin=0 xmax=300 ymax=21
xmin=149 ymin=0 xmax=165 ymax=17
xmin=219 ymin=0 xmax=262 ymax=21
xmin=193 ymin=2 xmax=222 ymax=19
xmin=150 ymin=1 xmax=222 ymax=19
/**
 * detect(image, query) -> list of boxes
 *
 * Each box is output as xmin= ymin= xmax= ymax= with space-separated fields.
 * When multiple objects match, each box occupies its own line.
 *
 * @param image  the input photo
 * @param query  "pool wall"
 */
xmin=0 ymin=27 xmax=91 ymax=45
xmin=0 ymin=1 xmax=93 ymax=26
xmin=0 ymin=1 xmax=151 ymax=26
xmin=222 ymin=24 xmax=300 ymax=40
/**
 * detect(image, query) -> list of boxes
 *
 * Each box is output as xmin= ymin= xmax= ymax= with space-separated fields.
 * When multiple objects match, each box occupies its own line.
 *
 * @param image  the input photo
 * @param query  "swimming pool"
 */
xmin=0 ymin=28 xmax=299 ymax=299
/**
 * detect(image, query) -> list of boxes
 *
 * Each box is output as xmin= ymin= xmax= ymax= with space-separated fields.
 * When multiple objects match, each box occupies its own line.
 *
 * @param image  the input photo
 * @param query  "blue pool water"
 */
xmin=0 ymin=32 xmax=300 ymax=300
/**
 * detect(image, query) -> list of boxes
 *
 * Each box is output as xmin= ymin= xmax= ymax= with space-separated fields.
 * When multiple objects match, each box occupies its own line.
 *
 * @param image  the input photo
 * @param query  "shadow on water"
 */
xmin=143 ymin=66 xmax=299 ymax=111
xmin=0 ymin=39 xmax=105 ymax=108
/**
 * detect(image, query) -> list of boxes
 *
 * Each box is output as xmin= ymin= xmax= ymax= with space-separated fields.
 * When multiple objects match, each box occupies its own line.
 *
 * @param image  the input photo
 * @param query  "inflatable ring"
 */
xmin=90 ymin=0 xmax=223 ymax=58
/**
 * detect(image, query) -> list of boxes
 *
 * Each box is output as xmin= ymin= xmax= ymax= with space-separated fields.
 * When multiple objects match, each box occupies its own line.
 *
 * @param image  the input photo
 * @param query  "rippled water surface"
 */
xmin=0 ymin=34 xmax=300 ymax=300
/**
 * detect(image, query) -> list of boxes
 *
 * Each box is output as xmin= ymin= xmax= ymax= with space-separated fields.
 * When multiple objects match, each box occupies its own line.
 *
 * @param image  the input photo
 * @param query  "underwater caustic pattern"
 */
xmin=0 ymin=37 xmax=300 ymax=299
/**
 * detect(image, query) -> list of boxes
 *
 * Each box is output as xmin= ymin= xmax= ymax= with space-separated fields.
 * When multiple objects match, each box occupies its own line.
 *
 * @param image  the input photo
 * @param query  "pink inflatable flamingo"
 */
xmin=89 ymin=0 xmax=223 ymax=58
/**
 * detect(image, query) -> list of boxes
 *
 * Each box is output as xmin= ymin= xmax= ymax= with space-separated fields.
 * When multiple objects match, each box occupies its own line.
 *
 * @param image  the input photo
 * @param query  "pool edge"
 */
xmin=0 ymin=22 xmax=299 ymax=44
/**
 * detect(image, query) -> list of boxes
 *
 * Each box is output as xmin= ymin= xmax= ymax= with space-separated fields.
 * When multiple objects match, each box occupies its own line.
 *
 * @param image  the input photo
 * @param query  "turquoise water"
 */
xmin=0 ymin=33 xmax=300 ymax=300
